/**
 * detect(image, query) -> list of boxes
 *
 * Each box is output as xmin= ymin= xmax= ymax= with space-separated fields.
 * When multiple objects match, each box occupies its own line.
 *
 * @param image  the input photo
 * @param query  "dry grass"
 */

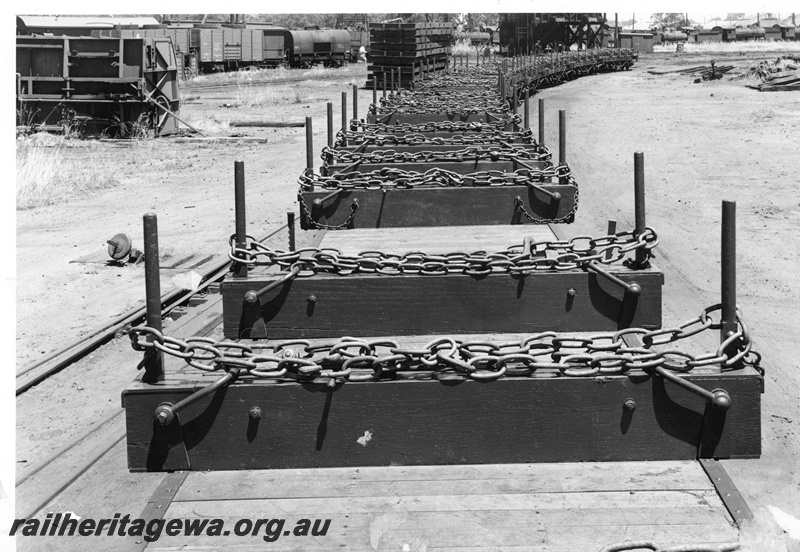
xmin=190 ymin=65 xmax=350 ymax=87
xmin=655 ymin=41 xmax=800 ymax=54
xmin=234 ymin=84 xmax=280 ymax=108
xmin=16 ymin=135 xmax=119 ymax=210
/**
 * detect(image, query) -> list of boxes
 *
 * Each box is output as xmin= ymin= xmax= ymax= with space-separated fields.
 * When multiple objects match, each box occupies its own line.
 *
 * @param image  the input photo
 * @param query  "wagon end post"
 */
xmin=234 ymin=160 xmax=248 ymax=278
xmin=352 ymin=83 xmax=358 ymax=122
xmin=559 ymin=109 xmax=567 ymax=167
xmin=305 ymin=117 xmax=314 ymax=173
xmin=721 ymin=200 xmax=739 ymax=361
xmin=523 ymin=87 xmax=530 ymax=130
xmin=287 ymin=210 xmax=296 ymax=252
xmin=633 ymin=152 xmax=649 ymax=269
xmin=538 ymin=98 xmax=545 ymax=147
xmin=341 ymin=91 xmax=347 ymax=132
xmin=326 ymin=102 xmax=333 ymax=148
xmin=142 ymin=212 xmax=164 ymax=383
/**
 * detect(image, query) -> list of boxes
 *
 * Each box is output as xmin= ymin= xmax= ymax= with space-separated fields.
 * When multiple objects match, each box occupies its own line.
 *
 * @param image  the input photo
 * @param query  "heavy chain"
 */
xmin=296 ymin=189 xmax=359 ymax=230
xmin=322 ymin=145 xmax=552 ymax=166
xmin=349 ymin=115 xmax=522 ymax=134
xmin=371 ymin=97 xmax=510 ymax=116
xmin=299 ymin=166 xmax=574 ymax=191
xmin=335 ymin=128 xmax=536 ymax=148
xmin=227 ymin=226 xmax=657 ymax=273
xmin=513 ymin=192 xmax=579 ymax=225
xmin=129 ymin=304 xmax=760 ymax=384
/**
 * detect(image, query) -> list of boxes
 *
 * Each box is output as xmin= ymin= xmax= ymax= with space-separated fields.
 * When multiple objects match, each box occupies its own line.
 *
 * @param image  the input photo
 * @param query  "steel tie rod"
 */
xmin=245 ymin=264 xmax=303 ymax=303
xmin=154 ymin=369 xmax=241 ymax=426
xmin=514 ymin=157 xmax=561 ymax=201
xmin=585 ymin=262 xmax=641 ymax=296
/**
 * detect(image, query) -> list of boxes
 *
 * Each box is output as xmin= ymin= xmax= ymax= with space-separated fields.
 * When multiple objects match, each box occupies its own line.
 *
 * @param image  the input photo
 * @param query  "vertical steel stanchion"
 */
xmin=390 ymin=68 xmax=394 ymax=93
xmin=326 ymin=102 xmax=333 ymax=148
xmin=341 ymin=91 xmax=347 ymax=132
xmin=524 ymin=88 xmax=530 ymax=129
xmin=511 ymin=84 xmax=518 ymax=116
xmin=142 ymin=212 xmax=163 ymax=383
xmin=538 ymin=98 xmax=545 ymax=146
xmin=559 ymin=109 xmax=566 ymax=166
xmin=721 ymin=200 xmax=738 ymax=349
xmin=606 ymin=220 xmax=617 ymax=259
xmin=234 ymin=161 xmax=248 ymax=277
xmin=382 ymin=73 xmax=387 ymax=99
xmin=352 ymin=83 xmax=358 ymax=121
xmin=372 ymin=76 xmax=377 ymax=105
xmin=305 ymin=117 xmax=313 ymax=173
xmin=287 ymin=210 xmax=296 ymax=252
xmin=634 ymin=152 xmax=648 ymax=268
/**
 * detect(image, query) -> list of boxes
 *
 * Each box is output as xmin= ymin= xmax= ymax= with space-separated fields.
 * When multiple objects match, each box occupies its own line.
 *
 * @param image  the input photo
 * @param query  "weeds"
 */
xmin=292 ymin=87 xmax=308 ymax=104
xmin=234 ymin=84 xmax=279 ymax=108
xmin=16 ymin=137 xmax=119 ymax=210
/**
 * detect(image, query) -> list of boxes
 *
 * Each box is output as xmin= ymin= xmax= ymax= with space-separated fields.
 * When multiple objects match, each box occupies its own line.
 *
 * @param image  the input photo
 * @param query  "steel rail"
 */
xmin=15 ymin=274 xmax=236 ymax=517
xmin=16 ymin=223 xmax=289 ymax=396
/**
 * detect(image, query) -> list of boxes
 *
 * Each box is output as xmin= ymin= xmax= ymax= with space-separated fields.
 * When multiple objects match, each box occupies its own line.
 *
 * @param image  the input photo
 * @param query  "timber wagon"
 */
xmin=17 ymin=48 xmax=763 ymax=552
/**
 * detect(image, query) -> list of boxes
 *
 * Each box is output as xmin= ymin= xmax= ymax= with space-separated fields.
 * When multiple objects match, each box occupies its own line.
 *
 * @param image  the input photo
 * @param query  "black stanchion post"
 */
xmin=142 ymin=212 xmax=163 ymax=383
xmin=352 ymin=84 xmax=358 ymax=121
xmin=326 ymin=102 xmax=333 ymax=148
xmin=721 ymin=200 xmax=738 ymax=349
xmin=538 ymin=98 xmax=545 ymax=146
xmin=559 ymin=109 xmax=566 ymax=166
xmin=234 ymin=161 xmax=248 ymax=277
xmin=341 ymin=91 xmax=347 ymax=132
xmin=634 ymin=152 xmax=648 ymax=268
xmin=287 ymin=210 xmax=296 ymax=252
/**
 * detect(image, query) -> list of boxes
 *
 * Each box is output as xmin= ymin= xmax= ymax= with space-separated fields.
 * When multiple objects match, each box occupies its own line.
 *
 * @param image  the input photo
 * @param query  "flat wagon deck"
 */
xmin=15 ymin=48 xmax=764 ymax=552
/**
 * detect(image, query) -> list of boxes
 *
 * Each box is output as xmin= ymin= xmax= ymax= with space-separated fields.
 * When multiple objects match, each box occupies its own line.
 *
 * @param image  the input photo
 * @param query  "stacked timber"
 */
xmin=366 ymin=22 xmax=453 ymax=89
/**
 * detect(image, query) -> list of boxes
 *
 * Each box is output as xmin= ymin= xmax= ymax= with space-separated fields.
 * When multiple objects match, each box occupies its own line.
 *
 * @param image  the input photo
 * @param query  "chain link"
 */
xmin=300 ymin=166 xmax=574 ymax=191
xmin=322 ymin=144 xmax=552 ymax=166
xmin=227 ymin=226 xmax=658 ymax=274
xmin=349 ymin=115 xmax=522 ymax=135
xmin=296 ymin=165 xmax=579 ymax=229
xmin=129 ymin=304 xmax=759 ymax=384
xmin=370 ymin=94 xmax=510 ymax=115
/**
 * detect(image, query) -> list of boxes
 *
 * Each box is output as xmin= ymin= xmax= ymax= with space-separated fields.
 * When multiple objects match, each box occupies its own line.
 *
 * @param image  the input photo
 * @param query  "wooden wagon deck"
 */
xmin=144 ymin=460 xmax=740 ymax=551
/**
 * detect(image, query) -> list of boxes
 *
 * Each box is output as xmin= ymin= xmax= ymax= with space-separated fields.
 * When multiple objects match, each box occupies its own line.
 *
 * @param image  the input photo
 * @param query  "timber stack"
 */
xmin=366 ymin=22 xmax=453 ymax=89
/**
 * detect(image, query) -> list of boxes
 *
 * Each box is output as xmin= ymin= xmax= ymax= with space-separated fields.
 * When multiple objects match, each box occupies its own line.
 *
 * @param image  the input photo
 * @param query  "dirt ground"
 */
xmin=14 ymin=52 xmax=800 ymax=549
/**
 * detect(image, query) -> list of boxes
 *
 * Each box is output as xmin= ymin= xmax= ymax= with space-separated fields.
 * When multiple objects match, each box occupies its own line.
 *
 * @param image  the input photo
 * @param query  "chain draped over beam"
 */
xmin=129 ymin=303 xmax=760 ymax=387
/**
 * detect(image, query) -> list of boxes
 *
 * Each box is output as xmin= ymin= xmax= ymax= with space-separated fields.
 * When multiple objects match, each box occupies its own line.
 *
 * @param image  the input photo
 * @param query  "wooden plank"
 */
xmin=122 ymin=368 xmax=761 ymax=471
xmin=167 ymin=490 xmax=727 ymax=517
xmin=318 ymin=225 xmax=557 ymax=256
xmin=220 ymin=267 xmax=663 ymax=338
xmin=174 ymin=461 xmax=715 ymax=501
xmin=150 ymin=463 xmax=740 ymax=551
xmin=151 ymin=536 xmax=736 ymax=552
xmin=155 ymin=498 xmax=737 ymax=551
xmin=298 ymin=185 xmax=577 ymax=228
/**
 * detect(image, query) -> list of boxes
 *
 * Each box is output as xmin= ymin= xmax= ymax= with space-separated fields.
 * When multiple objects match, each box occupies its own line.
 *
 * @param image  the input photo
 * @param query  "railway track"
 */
xmin=15 ymin=48 xmax=758 ymax=552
